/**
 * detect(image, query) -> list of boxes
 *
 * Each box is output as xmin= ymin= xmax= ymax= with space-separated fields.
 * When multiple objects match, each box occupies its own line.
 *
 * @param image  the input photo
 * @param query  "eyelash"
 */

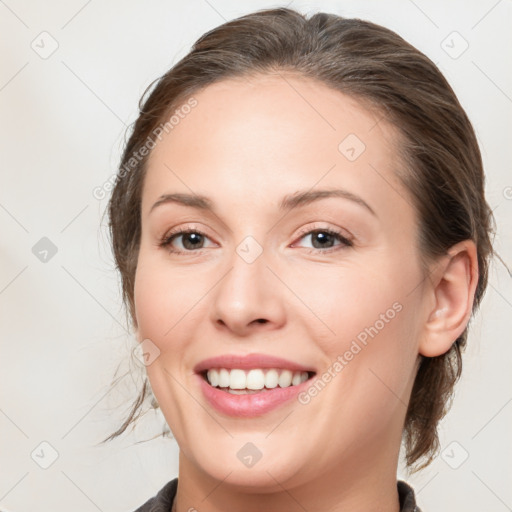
xmin=158 ymin=225 xmax=353 ymax=255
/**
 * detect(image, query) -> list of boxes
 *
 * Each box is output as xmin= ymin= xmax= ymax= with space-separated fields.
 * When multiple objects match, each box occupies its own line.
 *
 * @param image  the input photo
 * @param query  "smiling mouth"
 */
xmin=201 ymin=368 xmax=316 ymax=394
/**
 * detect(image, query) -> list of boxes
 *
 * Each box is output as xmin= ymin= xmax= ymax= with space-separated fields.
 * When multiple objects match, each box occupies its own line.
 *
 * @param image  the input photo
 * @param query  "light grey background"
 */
xmin=1 ymin=1 xmax=511 ymax=510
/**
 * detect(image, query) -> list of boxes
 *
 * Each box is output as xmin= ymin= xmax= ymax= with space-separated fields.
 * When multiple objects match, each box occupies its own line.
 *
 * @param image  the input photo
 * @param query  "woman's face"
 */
xmin=134 ymin=74 xmax=429 ymax=490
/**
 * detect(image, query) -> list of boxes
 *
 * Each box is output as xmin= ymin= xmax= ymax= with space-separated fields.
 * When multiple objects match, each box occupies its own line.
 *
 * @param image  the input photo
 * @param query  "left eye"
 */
xmin=293 ymin=228 xmax=353 ymax=251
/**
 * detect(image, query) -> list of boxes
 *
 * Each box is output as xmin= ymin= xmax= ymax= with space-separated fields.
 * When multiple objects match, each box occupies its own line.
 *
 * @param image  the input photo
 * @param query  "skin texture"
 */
xmin=133 ymin=74 xmax=478 ymax=512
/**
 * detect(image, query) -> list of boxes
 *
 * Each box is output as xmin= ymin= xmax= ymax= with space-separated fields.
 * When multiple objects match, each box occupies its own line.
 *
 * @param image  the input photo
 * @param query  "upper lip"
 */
xmin=194 ymin=353 xmax=316 ymax=374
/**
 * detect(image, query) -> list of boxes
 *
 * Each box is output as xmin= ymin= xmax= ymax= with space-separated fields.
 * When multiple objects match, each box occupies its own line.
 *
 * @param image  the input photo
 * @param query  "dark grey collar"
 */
xmin=134 ymin=478 xmax=421 ymax=511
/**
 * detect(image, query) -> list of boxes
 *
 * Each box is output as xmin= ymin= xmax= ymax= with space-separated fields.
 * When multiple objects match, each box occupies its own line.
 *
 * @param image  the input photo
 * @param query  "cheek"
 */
xmin=294 ymin=256 xmax=420 ymax=402
xmin=133 ymin=265 xmax=169 ymax=342
xmin=287 ymin=260 xmax=406 ymax=349
xmin=133 ymin=252 xmax=207 ymax=344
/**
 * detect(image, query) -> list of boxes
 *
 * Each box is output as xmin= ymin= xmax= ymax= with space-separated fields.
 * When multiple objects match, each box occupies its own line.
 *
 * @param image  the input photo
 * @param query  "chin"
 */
xmin=189 ymin=440 xmax=307 ymax=492
xmin=210 ymin=461 xmax=299 ymax=493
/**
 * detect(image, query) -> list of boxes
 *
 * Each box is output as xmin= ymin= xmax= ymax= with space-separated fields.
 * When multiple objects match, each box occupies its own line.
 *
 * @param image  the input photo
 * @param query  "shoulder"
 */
xmin=398 ymin=480 xmax=422 ymax=512
xmin=132 ymin=478 xmax=178 ymax=512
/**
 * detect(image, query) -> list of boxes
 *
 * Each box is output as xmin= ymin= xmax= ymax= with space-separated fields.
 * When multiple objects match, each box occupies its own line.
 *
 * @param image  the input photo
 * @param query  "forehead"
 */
xmin=150 ymin=73 xmax=398 ymax=159
xmin=142 ymin=73 xmax=410 ymax=222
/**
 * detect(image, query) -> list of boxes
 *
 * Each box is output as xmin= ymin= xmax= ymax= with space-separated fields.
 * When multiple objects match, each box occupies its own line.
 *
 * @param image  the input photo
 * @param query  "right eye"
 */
xmin=159 ymin=228 xmax=216 ymax=254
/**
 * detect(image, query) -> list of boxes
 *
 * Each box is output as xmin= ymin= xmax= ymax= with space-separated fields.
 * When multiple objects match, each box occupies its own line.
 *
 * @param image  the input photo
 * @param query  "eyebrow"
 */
xmin=149 ymin=188 xmax=376 ymax=217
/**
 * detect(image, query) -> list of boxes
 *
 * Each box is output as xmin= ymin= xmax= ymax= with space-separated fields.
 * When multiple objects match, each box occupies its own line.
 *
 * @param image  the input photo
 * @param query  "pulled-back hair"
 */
xmin=105 ymin=7 xmax=495 ymax=470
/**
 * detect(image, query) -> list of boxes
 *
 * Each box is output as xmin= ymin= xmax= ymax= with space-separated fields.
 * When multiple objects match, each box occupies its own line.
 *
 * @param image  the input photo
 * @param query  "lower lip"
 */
xmin=196 ymin=374 xmax=312 ymax=417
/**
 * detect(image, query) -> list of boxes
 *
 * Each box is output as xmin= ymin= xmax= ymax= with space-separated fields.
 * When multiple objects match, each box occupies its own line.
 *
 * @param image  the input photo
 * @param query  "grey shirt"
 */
xmin=134 ymin=478 xmax=421 ymax=511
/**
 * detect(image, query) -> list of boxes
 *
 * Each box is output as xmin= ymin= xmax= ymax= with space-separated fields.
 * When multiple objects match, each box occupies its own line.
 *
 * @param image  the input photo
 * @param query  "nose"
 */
xmin=210 ymin=244 xmax=287 ymax=337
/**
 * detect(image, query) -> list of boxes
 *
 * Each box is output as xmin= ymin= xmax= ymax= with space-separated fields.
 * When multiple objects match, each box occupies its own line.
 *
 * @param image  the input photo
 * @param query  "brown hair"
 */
xmin=104 ymin=7 xmax=495 ymax=470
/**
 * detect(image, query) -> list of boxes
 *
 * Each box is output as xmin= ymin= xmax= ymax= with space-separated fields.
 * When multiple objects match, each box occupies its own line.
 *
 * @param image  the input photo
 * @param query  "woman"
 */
xmin=104 ymin=7 xmax=494 ymax=511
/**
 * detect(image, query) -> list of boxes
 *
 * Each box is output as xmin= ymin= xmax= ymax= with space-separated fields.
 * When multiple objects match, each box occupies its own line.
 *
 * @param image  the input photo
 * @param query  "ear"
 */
xmin=419 ymin=240 xmax=479 ymax=357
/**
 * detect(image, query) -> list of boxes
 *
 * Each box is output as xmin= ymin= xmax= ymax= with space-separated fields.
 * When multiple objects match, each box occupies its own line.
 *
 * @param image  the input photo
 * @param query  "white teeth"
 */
xmin=229 ymin=369 xmax=246 ymax=389
xmin=246 ymin=369 xmax=265 ymax=390
xmin=265 ymin=369 xmax=279 ymax=389
xmin=207 ymin=369 xmax=218 ymax=387
xmin=278 ymin=370 xmax=292 ymax=387
xmin=292 ymin=372 xmax=302 ymax=386
xmin=205 ymin=368 xmax=311 ymax=390
xmin=218 ymin=368 xmax=230 ymax=388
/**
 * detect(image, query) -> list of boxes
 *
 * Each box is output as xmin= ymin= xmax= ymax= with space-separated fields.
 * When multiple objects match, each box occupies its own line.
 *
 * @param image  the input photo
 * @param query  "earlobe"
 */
xmin=419 ymin=241 xmax=479 ymax=357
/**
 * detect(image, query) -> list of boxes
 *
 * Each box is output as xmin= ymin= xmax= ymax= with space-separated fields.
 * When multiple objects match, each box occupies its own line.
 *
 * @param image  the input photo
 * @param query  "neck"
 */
xmin=173 ymin=436 xmax=402 ymax=512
